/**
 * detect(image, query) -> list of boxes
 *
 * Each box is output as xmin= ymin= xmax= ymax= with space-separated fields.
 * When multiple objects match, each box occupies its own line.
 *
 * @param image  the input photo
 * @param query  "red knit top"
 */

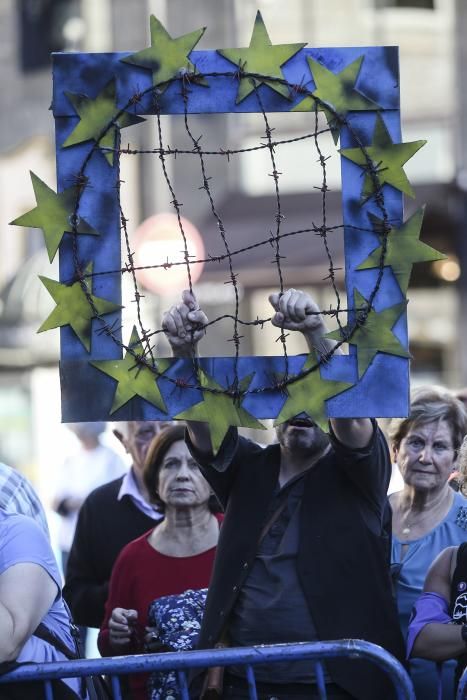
xmin=98 ymin=515 xmax=221 ymax=700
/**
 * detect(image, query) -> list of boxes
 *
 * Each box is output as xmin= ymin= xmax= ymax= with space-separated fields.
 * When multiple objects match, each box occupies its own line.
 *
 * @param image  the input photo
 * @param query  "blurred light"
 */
xmin=133 ymin=213 xmax=205 ymax=295
xmin=62 ymin=16 xmax=86 ymax=45
xmin=432 ymin=256 xmax=461 ymax=282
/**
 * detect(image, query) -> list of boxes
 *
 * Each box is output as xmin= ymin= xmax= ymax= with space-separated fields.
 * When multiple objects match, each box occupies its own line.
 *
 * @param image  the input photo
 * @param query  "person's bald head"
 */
xmin=113 ymin=421 xmax=174 ymax=474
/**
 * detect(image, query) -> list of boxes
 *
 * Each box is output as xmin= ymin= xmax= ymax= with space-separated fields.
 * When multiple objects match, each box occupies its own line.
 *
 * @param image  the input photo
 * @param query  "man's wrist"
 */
xmin=303 ymin=329 xmax=339 ymax=358
xmin=461 ymin=623 xmax=467 ymax=647
xmin=172 ymin=346 xmax=198 ymax=359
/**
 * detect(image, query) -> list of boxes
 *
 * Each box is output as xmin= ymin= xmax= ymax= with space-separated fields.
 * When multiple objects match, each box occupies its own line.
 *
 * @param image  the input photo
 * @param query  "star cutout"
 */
xmin=91 ymin=327 xmax=171 ymax=414
xmin=175 ymin=370 xmax=266 ymax=455
xmin=10 ymin=172 xmax=100 ymax=262
xmin=292 ymin=56 xmax=378 ymax=144
xmin=273 ymin=354 xmax=353 ymax=432
xmin=357 ymin=207 xmax=446 ymax=295
xmin=218 ymin=11 xmax=306 ymax=104
xmin=339 ymin=115 xmax=426 ymax=199
xmin=326 ymin=289 xmax=410 ymax=378
xmin=62 ymin=79 xmax=145 ymax=166
xmin=122 ymin=15 xmax=206 ymax=91
xmin=38 ymin=263 xmax=121 ymax=352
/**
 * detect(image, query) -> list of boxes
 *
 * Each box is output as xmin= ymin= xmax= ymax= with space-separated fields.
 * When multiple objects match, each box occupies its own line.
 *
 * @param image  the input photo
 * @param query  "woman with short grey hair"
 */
xmin=389 ymin=385 xmax=467 ymax=699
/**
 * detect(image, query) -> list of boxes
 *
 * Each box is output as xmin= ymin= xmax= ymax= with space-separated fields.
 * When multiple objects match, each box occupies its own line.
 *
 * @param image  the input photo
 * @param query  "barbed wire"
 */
xmin=66 ymin=66 xmax=391 ymax=401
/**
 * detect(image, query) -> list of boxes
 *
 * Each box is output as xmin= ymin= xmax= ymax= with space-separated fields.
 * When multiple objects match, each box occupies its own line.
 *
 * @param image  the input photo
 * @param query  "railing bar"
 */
xmin=44 ymin=679 xmax=54 ymax=700
xmin=0 ymin=641 xmax=415 ymax=700
xmin=177 ymin=670 xmax=190 ymax=700
xmin=110 ymin=675 xmax=123 ymax=700
xmin=245 ymin=664 xmax=258 ymax=700
xmin=456 ymin=670 xmax=467 ymax=700
xmin=314 ymin=661 xmax=327 ymax=700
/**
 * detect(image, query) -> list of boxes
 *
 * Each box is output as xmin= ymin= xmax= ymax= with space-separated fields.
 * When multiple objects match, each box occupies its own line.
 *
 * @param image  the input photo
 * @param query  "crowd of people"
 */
xmin=1 ymin=288 xmax=467 ymax=700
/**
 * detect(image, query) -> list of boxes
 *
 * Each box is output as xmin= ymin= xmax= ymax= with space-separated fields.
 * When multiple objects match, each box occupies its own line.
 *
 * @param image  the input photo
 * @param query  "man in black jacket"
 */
xmin=162 ymin=288 xmax=405 ymax=700
xmin=63 ymin=421 xmax=165 ymax=628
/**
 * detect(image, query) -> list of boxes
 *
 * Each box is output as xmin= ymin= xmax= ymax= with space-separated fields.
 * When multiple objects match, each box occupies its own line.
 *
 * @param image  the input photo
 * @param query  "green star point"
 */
xmin=62 ymin=80 xmax=145 ymax=165
xmin=122 ymin=15 xmax=206 ymax=91
xmin=292 ymin=56 xmax=378 ymax=144
xmin=38 ymin=263 xmax=121 ymax=352
xmin=91 ymin=327 xmax=171 ymax=414
xmin=357 ymin=207 xmax=446 ymax=294
xmin=175 ymin=369 xmax=265 ymax=454
xmin=10 ymin=172 xmax=100 ymax=262
xmin=326 ymin=289 xmax=410 ymax=378
xmin=339 ymin=115 xmax=426 ymax=199
xmin=273 ymin=354 xmax=353 ymax=432
xmin=218 ymin=11 xmax=306 ymax=104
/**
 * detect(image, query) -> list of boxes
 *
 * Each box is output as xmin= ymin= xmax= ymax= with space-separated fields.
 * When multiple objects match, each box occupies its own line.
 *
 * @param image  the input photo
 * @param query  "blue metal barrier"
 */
xmin=0 ymin=639 xmax=415 ymax=699
xmin=457 ymin=665 xmax=467 ymax=700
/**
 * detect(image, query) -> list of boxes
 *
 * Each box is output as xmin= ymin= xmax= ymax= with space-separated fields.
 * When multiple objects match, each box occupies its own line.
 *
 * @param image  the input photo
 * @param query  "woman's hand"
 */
xmin=108 ymin=607 xmax=138 ymax=650
xmin=144 ymin=626 xmax=164 ymax=652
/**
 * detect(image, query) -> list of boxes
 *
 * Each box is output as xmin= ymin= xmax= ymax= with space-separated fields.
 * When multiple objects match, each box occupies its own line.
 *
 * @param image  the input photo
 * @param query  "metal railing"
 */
xmin=0 ymin=639 xmax=416 ymax=699
xmin=456 ymin=664 xmax=467 ymax=700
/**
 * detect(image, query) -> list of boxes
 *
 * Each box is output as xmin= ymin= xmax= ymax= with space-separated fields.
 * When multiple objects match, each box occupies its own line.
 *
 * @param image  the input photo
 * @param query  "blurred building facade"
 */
xmin=0 ymin=0 xmax=464 ymax=478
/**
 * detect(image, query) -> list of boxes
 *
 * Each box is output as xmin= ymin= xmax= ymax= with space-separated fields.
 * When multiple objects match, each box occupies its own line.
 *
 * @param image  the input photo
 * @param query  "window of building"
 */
xmin=18 ymin=0 xmax=84 ymax=73
xmin=375 ymin=0 xmax=435 ymax=8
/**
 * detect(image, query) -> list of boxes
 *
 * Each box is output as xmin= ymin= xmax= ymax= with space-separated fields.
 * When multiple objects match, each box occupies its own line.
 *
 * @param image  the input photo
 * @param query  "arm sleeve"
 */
xmin=0 ymin=515 xmax=61 ymax=592
xmin=2 ymin=473 xmax=50 ymax=540
xmin=329 ymin=419 xmax=391 ymax=521
xmin=407 ymin=592 xmax=451 ymax=658
xmin=63 ymin=497 xmax=108 ymax=628
xmin=185 ymin=427 xmax=239 ymax=508
xmin=97 ymin=549 xmax=137 ymax=657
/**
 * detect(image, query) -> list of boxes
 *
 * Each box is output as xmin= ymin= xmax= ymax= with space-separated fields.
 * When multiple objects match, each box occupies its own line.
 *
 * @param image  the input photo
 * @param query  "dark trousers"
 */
xmin=221 ymin=673 xmax=357 ymax=700
xmin=0 ymin=679 xmax=79 ymax=699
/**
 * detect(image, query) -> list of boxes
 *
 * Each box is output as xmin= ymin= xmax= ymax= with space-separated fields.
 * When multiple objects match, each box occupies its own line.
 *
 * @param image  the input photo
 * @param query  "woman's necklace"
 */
xmin=399 ymin=488 xmax=453 ymax=537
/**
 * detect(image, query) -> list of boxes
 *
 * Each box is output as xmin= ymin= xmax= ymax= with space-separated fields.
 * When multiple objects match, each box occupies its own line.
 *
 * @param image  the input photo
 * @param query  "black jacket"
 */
xmin=63 ymin=476 xmax=158 ymax=628
xmin=190 ymin=426 xmax=405 ymax=700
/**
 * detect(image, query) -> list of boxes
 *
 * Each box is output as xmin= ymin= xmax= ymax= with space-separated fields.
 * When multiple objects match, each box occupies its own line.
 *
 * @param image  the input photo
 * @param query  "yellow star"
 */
xmin=326 ymin=290 xmax=410 ymax=378
xmin=357 ymin=208 xmax=446 ymax=295
xmin=292 ymin=56 xmax=378 ymax=144
xmin=62 ymin=80 xmax=145 ymax=166
xmin=218 ymin=11 xmax=306 ymax=103
xmin=274 ymin=354 xmax=353 ymax=432
xmin=122 ymin=15 xmax=206 ymax=90
xmin=38 ymin=263 xmax=121 ymax=352
xmin=10 ymin=172 xmax=99 ymax=263
xmin=91 ymin=327 xmax=171 ymax=414
xmin=175 ymin=370 xmax=265 ymax=454
xmin=339 ymin=115 xmax=426 ymax=199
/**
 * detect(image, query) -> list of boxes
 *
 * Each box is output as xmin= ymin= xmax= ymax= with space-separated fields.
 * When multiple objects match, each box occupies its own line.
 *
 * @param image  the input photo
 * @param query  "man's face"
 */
xmin=276 ymin=414 xmax=329 ymax=456
xmin=123 ymin=421 xmax=170 ymax=473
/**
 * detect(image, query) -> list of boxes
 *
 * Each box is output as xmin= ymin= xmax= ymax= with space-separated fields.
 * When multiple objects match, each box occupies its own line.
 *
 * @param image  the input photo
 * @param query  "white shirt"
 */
xmin=54 ymin=444 xmax=126 ymax=551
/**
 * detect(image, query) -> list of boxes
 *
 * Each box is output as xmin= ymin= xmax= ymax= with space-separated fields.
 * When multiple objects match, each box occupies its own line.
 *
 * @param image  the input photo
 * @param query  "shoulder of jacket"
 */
xmin=84 ymin=475 xmax=125 ymax=507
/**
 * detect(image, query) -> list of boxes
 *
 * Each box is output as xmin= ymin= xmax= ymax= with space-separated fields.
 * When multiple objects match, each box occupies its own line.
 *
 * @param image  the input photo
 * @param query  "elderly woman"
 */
xmin=98 ymin=424 xmax=222 ymax=700
xmin=389 ymin=386 xmax=467 ymax=699
xmin=406 ymin=436 xmax=467 ymax=697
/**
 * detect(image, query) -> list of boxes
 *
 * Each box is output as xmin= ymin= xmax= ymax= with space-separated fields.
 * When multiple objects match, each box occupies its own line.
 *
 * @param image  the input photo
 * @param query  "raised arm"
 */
xmin=269 ymin=289 xmax=373 ymax=448
xmin=162 ymin=290 xmax=213 ymax=456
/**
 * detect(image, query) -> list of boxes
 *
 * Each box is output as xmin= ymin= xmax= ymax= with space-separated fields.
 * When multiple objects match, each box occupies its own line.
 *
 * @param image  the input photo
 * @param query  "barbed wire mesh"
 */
xmin=66 ymin=68 xmax=391 ymax=402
